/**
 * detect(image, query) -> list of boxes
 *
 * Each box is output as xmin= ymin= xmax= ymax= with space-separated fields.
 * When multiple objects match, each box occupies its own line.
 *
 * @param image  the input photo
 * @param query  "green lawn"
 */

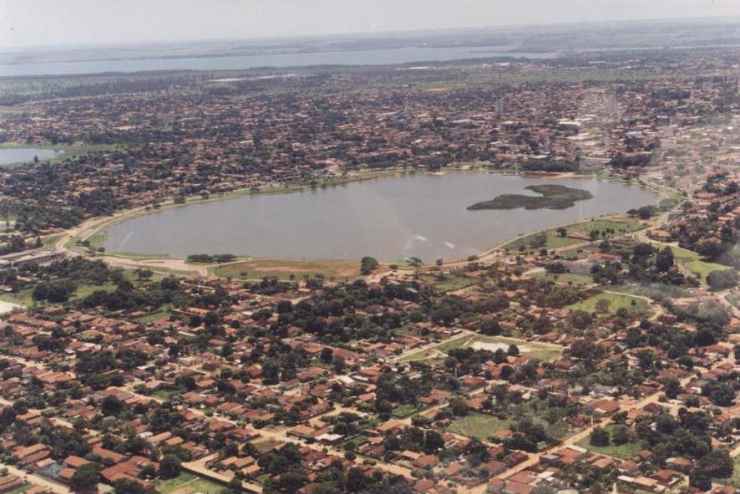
xmin=578 ymin=425 xmax=643 ymax=459
xmin=41 ymin=233 xmax=64 ymax=248
xmin=536 ymin=272 xmax=594 ymax=287
xmin=157 ymin=472 xmax=227 ymax=494
xmin=212 ymin=258 xmax=360 ymax=281
xmin=507 ymin=217 xmax=643 ymax=252
xmin=73 ymin=282 xmax=118 ymax=300
xmin=568 ymin=292 xmax=649 ymax=316
xmin=0 ymin=270 xmax=162 ymax=308
xmin=392 ymin=404 xmax=421 ymax=418
xmin=420 ymin=273 xmax=477 ymax=293
xmin=508 ymin=230 xmax=581 ymax=251
xmin=447 ymin=413 xmax=512 ymax=440
xmin=570 ymin=218 xmax=644 ymax=237
xmin=731 ymin=456 xmax=740 ymax=487
xmin=0 ymin=289 xmax=35 ymax=307
xmin=152 ymin=388 xmax=180 ymax=401
xmin=135 ymin=305 xmax=172 ymax=323
xmin=670 ymin=245 xmax=732 ymax=282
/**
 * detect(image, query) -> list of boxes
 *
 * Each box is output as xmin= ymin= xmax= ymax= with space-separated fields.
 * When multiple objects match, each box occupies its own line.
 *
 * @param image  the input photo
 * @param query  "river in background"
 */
xmin=0 ymin=45 xmax=555 ymax=77
xmin=102 ymin=172 xmax=657 ymax=261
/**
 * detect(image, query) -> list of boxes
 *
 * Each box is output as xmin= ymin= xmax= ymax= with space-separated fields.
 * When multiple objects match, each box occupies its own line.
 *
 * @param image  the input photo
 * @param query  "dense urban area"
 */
xmin=0 ymin=36 xmax=738 ymax=494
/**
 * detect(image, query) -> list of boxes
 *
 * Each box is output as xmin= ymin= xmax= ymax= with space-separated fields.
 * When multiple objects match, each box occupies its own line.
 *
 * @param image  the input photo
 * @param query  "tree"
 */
xmin=360 ymin=256 xmax=379 ymax=275
xmin=664 ymin=378 xmax=681 ymax=400
xmin=262 ymin=359 xmax=280 ymax=385
xmin=345 ymin=467 xmax=368 ymax=492
xmin=113 ymin=479 xmax=151 ymax=494
xmin=71 ymin=463 xmax=100 ymax=492
xmin=320 ymin=348 xmax=334 ymax=364
xmin=159 ymin=455 xmax=182 ymax=479
xmin=707 ymin=269 xmax=738 ymax=291
xmin=101 ymin=395 xmax=124 ymax=417
xmin=703 ymin=381 xmax=735 ymax=407
xmin=480 ymin=319 xmax=501 ymax=335
xmin=556 ymin=227 xmax=567 ymax=238
xmin=655 ymin=246 xmax=675 ymax=273
xmin=611 ymin=425 xmax=631 ymax=446
xmin=423 ymin=431 xmax=445 ymax=453
xmin=589 ymin=427 xmax=610 ymax=447
xmin=271 ymin=470 xmax=308 ymax=494
xmin=695 ymin=448 xmax=734 ymax=479
xmin=595 ymin=298 xmax=610 ymax=314
xmin=689 ymin=469 xmax=712 ymax=491
xmin=450 ymin=398 xmax=469 ymax=417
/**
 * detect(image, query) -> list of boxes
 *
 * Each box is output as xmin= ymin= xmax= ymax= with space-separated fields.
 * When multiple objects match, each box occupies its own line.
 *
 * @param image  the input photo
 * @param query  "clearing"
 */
xmin=568 ymin=291 xmax=650 ymax=316
xmin=577 ymin=425 xmax=643 ymax=460
xmin=212 ymin=258 xmax=360 ymax=281
xmin=507 ymin=216 xmax=644 ymax=251
xmin=401 ymin=334 xmax=562 ymax=363
xmin=671 ymin=245 xmax=731 ymax=283
xmin=447 ymin=413 xmax=512 ymax=441
xmin=157 ymin=472 xmax=226 ymax=494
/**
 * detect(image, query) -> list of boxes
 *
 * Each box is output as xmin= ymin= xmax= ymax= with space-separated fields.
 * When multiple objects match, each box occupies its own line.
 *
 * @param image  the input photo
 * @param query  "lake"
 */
xmin=0 ymin=148 xmax=62 ymax=166
xmin=102 ymin=172 xmax=657 ymax=261
xmin=0 ymin=45 xmax=556 ymax=77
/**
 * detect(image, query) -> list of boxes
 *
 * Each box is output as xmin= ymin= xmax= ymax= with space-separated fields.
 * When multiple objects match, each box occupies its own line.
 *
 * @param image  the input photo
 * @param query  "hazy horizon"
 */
xmin=2 ymin=0 xmax=740 ymax=50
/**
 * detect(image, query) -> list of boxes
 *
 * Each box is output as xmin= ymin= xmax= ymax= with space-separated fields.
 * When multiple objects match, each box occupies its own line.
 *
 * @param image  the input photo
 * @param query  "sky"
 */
xmin=1 ymin=0 xmax=740 ymax=49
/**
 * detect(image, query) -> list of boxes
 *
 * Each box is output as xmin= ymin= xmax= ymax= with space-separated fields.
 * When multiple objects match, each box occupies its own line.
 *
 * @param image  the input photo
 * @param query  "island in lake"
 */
xmin=467 ymin=184 xmax=594 ymax=211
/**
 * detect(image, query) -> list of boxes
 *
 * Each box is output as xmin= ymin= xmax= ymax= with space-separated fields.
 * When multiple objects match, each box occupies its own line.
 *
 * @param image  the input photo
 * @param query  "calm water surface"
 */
xmin=0 ymin=46 xmax=555 ymax=77
xmin=0 ymin=148 xmax=61 ymax=165
xmin=103 ymin=173 xmax=657 ymax=261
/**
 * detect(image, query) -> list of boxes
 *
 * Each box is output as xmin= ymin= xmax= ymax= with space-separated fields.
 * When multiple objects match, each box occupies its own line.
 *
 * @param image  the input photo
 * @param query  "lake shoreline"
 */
xmin=77 ymin=166 xmax=659 ymax=270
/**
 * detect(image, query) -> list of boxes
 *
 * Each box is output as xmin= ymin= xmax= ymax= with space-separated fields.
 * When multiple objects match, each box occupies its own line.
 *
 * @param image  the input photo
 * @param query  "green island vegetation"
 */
xmin=468 ymin=184 xmax=593 ymax=211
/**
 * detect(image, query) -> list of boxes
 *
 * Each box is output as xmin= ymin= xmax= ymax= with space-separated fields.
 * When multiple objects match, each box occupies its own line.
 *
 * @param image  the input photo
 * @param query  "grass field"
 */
xmin=0 ymin=289 xmax=35 ymax=307
xmin=0 ymin=269 xmax=163 ymax=309
xmin=212 ymin=258 xmax=360 ymax=281
xmin=392 ymin=404 xmax=421 ymax=418
xmin=252 ymin=438 xmax=284 ymax=454
xmin=419 ymin=273 xmax=477 ymax=293
xmin=447 ymin=413 xmax=512 ymax=440
xmin=670 ymin=245 xmax=731 ymax=282
xmin=568 ymin=291 xmax=649 ymax=316
xmin=536 ymin=272 xmax=594 ymax=287
xmin=401 ymin=334 xmax=562 ymax=363
xmin=3 ymin=484 xmax=28 ymax=494
xmin=507 ymin=230 xmax=581 ymax=251
xmin=577 ymin=425 xmax=643 ymax=459
xmin=135 ymin=305 xmax=172 ymax=323
xmin=507 ymin=217 xmax=643 ymax=252
xmin=731 ymin=456 xmax=740 ymax=487
xmin=158 ymin=473 xmax=226 ymax=494
xmin=41 ymin=233 xmax=64 ymax=248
